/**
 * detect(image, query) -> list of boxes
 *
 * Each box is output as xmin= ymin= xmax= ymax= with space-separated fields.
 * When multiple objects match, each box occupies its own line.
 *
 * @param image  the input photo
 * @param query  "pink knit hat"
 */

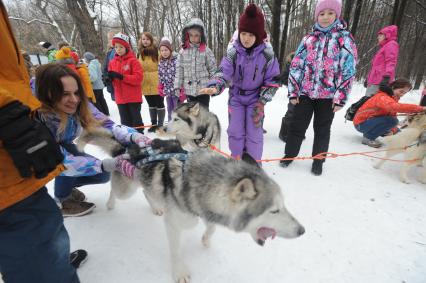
xmin=315 ymin=0 xmax=342 ymax=19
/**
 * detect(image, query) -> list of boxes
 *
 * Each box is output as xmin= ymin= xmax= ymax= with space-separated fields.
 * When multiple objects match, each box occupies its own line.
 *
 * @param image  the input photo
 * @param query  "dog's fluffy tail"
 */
xmin=76 ymin=128 xmax=125 ymax=157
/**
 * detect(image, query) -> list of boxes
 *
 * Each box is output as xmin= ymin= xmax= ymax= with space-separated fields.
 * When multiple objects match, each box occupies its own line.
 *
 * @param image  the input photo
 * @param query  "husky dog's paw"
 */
xmin=201 ymin=233 xmax=211 ymax=248
xmin=173 ymin=264 xmax=191 ymax=283
xmin=151 ymin=207 xmax=164 ymax=216
xmin=106 ymin=197 xmax=115 ymax=210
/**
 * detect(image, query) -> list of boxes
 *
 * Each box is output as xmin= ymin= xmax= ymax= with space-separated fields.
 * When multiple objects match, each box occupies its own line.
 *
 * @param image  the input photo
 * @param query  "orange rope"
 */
xmin=208 ymin=144 xmax=421 ymax=163
xmin=133 ymin=124 xmax=155 ymax=129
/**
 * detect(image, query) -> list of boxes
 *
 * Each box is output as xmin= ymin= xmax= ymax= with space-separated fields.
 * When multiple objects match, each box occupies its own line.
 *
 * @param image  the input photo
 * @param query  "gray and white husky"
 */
xmin=159 ymin=101 xmax=221 ymax=150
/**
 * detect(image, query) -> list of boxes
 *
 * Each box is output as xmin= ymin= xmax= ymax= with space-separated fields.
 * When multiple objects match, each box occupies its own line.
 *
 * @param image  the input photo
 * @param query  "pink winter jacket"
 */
xmin=367 ymin=25 xmax=399 ymax=86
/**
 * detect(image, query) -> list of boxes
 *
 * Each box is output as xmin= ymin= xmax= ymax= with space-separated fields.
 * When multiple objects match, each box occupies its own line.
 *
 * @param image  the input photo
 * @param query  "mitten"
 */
xmin=252 ymin=101 xmax=265 ymax=128
xmin=0 ymin=101 xmax=64 ymax=178
xmin=101 ymin=155 xmax=136 ymax=179
xmin=108 ymin=71 xmax=124 ymax=80
xmin=131 ymin=132 xmax=152 ymax=147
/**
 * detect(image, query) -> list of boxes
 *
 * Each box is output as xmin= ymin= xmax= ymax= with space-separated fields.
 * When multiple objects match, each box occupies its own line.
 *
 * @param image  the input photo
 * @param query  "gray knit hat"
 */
xmin=83 ymin=52 xmax=96 ymax=62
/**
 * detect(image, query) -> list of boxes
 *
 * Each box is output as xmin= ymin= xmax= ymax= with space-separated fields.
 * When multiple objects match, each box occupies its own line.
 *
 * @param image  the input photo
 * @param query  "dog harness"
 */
xmin=134 ymin=146 xmax=189 ymax=167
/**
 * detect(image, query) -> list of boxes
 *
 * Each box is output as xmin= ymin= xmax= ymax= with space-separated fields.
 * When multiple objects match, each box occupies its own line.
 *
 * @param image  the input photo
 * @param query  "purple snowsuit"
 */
xmin=209 ymin=40 xmax=280 ymax=160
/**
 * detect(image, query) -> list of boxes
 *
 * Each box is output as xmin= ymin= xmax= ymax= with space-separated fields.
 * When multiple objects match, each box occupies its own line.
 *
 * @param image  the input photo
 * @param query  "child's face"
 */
xmin=188 ymin=29 xmax=201 ymax=44
xmin=141 ymin=35 xmax=152 ymax=47
xmin=377 ymin=33 xmax=386 ymax=43
xmin=393 ymin=87 xmax=411 ymax=98
xmin=55 ymin=76 xmax=81 ymax=115
xmin=317 ymin=9 xmax=337 ymax=28
xmin=240 ymin=32 xmax=256 ymax=49
xmin=160 ymin=46 xmax=171 ymax=59
xmin=114 ymin=43 xmax=127 ymax=56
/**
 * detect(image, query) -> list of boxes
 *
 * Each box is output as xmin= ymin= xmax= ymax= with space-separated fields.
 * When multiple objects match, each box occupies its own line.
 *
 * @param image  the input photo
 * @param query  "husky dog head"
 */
xmin=406 ymin=113 xmax=426 ymax=130
xmin=186 ymin=151 xmax=304 ymax=246
xmin=163 ymin=102 xmax=221 ymax=149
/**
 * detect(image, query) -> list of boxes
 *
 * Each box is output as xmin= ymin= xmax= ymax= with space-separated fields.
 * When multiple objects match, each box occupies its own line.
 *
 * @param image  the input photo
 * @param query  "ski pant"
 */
xmin=54 ymin=143 xmax=110 ymax=200
xmin=166 ymin=95 xmax=179 ymax=122
xmin=93 ymin=89 xmax=110 ymax=116
xmin=187 ymin=94 xmax=210 ymax=109
xmin=279 ymin=102 xmax=296 ymax=141
xmin=355 ymin=116 xmax=398 ymax=140
xmin=117 ymin=102 xmax=144 ymax=133
xmin=285 ymin=96 xmax=335 ymax=162
xmin=0 ymin=188 xmax=79 ymax=283
xmin=228 ymin=93 xmax=263 ymax=161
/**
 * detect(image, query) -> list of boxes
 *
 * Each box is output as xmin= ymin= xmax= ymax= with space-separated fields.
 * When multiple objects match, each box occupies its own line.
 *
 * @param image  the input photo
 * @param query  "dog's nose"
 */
xmin=297 ymin=226 xmax=305 ymax=236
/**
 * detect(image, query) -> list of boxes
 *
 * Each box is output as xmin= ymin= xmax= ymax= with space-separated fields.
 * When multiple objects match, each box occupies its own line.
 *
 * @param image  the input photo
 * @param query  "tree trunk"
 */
xmin=350 ymin=0 xmax=363 ymax=36
xmin=144 ymin=0 xmax=153 ymax=31
xmin=65 ymin=0 xmax=104 ymax=60
xmin=271 ymin=0 xmax=283 ymax=56
xmin=208 ymin=0 xmax=212 ymax=47
xmin=343 ymin=0 xmax=354 ymax=25
xmin=279 ymin=0 xmax=292 ymax=65
xmin=130 ymin=0 xmax=140 ymax=37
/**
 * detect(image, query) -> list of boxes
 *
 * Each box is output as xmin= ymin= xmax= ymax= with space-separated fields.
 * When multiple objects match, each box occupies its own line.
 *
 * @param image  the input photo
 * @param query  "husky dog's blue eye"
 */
xmin=270 ymin=210 xmax=279 ymax=214
xmin=173 ymin=118 xmax=179 ymax=121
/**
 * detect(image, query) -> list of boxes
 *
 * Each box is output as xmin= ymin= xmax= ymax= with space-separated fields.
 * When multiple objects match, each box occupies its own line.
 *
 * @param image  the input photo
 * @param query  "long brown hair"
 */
xmin=35 ymin=63 xmax=99 ymax=133
xmin=138 ymin=32 xmax=158 ymax=62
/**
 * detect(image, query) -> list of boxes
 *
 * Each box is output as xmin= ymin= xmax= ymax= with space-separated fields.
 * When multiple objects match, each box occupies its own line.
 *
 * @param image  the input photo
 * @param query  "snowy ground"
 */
xmin=39 ymin=84 xmax=426 ymax=282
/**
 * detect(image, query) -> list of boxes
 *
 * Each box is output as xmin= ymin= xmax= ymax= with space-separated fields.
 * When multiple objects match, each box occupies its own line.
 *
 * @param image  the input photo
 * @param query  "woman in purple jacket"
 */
xmin=200 ymin=4 xmax=280 ymax=162
xmin=365 ymin=25 xmax=399 ymax=97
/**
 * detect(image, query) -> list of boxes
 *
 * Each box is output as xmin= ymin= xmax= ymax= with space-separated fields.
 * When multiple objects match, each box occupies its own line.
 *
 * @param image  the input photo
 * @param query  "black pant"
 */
xmin=187 ymin=95 xmax=210 ymax=109
xmin=144 ymin=95 xmax=165 ymax=108
xmin=420 ymin=95 xmax=426 ymax=107
xmin=117 ymin=103 xmax=144 ymax=133
xmin=93 ymin=89 xmax=110 ymax=116
xmin=279 ymin=102 xmax=295 ymax=141
xmin=285 ymin=96 xmax=335 ymax=162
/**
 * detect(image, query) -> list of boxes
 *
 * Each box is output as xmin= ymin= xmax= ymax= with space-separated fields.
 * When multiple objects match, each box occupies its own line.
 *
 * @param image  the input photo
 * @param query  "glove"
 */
xmin=108 ymin=71 xmax=124 ymax=80
xmin=102 ymin=155 xmax=136 ymax=179
xmin=0 ymin=101 xmax=64 ymax=178
xmin=131 ymin=132 xmax=152 ymax=147
xmin=379 ymin=75 xmax=392 ymax=95
xmin=252 ymin=101 xmax=265 ymax=128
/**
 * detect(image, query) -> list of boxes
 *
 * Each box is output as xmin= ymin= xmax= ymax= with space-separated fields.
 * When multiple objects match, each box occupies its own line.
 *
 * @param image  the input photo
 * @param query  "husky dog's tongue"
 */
xmin=256 ymin=227 xmax=277 ymax=246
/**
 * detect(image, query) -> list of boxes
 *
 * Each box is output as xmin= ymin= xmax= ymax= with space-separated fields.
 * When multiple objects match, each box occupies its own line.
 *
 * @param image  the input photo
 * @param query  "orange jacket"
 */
xmin=353 ymin=91 xmax=423 ymax=125
xmin=0 ymin=2 xmax=64 ymax=210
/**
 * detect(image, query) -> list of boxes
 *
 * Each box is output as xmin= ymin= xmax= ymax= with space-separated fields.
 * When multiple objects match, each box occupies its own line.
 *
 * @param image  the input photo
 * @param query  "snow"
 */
xmin=48 ymin=84 xmax=426 ymax=282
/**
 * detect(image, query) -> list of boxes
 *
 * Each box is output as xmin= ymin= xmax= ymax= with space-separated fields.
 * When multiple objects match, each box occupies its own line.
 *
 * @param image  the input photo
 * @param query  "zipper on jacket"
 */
xmin=253 ymin=65 xmax=258 ymax=81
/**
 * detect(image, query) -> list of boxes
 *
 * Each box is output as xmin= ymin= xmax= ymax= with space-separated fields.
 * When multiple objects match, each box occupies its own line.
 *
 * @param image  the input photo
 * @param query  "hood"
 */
xmin=181 ymin=18 xmax=207 ymax=49
xmin=378 ymin=25 xmax=398 ymax=45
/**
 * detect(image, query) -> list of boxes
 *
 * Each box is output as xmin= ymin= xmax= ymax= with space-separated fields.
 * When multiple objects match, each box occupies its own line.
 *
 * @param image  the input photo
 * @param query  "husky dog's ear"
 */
xmin=189 ymin=102 xmax=200 ymax=116
xmin=241 ymin=152 xmax=260 ymax=168
xmin=231 ymin=178 xmax=257 ymax=202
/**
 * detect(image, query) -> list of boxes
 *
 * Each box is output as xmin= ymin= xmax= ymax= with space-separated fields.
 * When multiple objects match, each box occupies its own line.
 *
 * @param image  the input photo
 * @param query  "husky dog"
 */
xmin=159 ymin=101 xmax=221 ymax=150
xmin=121 ymin=141 xmax=305 ymax=282
xmin=374 ymin=113 xmax=426 ymax=183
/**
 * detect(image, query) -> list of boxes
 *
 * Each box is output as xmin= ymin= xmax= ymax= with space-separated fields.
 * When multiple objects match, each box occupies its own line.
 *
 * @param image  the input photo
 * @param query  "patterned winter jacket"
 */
xmin=158 ymin=54 xmax=178 ymax=97
xmin=37 ymin=103 xmax=148 ymax=177
xmin=353 ymin=91 xmax=423 ymax=125
xmin=288 ymin=19 xmax=358 ymax=106
xmin=208 ymin=39 xmax=280 ymax=104
xmin=174 ymin=18 xmax=217 ymax=97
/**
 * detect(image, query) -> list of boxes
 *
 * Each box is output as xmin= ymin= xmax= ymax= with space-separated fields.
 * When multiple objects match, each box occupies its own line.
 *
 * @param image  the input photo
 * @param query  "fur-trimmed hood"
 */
xmin=181 ymin=18 xmax=207 ymax=49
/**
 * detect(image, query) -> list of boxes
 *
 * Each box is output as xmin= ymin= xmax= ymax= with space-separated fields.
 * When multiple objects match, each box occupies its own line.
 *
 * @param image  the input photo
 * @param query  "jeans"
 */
xmin=355 ymin=116 xmax=398 ymax=140
xmin=0 ymin=188 xmax=79 ymax=283
xmin=54 ymin=143 xmax=110 ymax=200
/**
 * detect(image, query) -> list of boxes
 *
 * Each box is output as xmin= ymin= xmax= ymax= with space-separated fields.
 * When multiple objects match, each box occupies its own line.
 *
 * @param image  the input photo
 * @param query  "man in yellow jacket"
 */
xmin=0 ymin=1 xmax=80 ymax=282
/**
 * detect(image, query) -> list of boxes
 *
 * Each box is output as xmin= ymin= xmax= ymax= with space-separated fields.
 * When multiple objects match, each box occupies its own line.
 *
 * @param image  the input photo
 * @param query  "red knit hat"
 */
xmin=238 ymin=4 xmax=267 ymax=45
xmin=111 ymin=32 xmax=131 ymax=50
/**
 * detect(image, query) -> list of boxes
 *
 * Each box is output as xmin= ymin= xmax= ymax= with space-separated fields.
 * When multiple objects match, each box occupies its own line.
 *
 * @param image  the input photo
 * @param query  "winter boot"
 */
xmin=70 ymin=188 xmax=86 ymax=202
xmin=157 ymin=108 xmax=165 ymax=128
xmin=148 ymin=107 xmax=158 ymax=133
xmin=70 ymin=249 xmax=88 ymax=269
xmin=311 ymin=160 xmax=323 ymax=176
xmin=279 ymin=157 xmax=293 ymax=168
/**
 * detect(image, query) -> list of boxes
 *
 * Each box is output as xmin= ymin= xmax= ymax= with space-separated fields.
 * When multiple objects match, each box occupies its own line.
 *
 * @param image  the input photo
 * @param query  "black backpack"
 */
xmin=344 ymin=96 xmax=371 ymax=121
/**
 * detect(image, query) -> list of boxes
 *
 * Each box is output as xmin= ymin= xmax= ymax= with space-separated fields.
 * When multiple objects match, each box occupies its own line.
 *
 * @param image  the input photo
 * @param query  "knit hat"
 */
xmin=314 ymin=0 xmax=342 ymax=20
xmin=39 ymin=41 xmax=54 ymax=50
xmin=83 ymin=52 xmax=96 ymax=62
xmin=55 ymin=46 xmax=72 ymax=60
xmin=159 ymin=37 xmax=173 ymax=52
xmin=238 ymin=4 xmax=267 ymax=45
xmin=112 ymin=32 xmax=131 ymax=50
